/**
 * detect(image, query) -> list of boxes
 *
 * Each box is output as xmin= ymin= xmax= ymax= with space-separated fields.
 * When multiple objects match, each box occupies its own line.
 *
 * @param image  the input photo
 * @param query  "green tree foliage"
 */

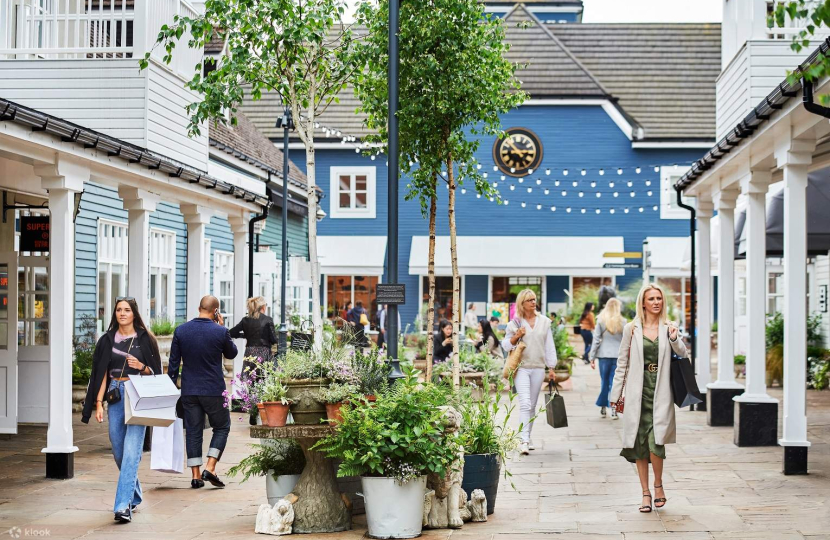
xmin=771 ymin=1 xmax=830 ymax=102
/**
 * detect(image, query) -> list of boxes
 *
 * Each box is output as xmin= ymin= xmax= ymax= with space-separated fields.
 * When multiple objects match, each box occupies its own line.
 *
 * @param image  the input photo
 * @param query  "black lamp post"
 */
xmin=275 ymin=105 xmax=294 ymax=359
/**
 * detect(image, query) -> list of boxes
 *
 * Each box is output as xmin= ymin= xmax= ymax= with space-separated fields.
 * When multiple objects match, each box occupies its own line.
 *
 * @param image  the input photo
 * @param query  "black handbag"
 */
xmin=670 ymin=349 xmax=704 ymax=408
xmin=544 ymin=381 xmax=568 ymax=429
xmin=573 ymin=325 xmax=581 ymax=336
xmin=104 ymin=335 xmax=136 ymax=405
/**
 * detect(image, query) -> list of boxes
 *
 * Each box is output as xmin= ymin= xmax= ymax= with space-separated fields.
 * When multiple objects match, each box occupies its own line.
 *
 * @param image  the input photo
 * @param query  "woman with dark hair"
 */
xmin=475 ymin=319 xmax=504 ymax=364
xmin=81 ymin=297 xmax=162 ymax=523
xmin=433 ymin=319 xmax=454 ymax=363
xmin=579 ymin=302 xmax=596 ymax=364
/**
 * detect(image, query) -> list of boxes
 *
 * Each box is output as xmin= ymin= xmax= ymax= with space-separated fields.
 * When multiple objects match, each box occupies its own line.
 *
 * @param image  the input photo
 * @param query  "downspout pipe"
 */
xmin=675 ymin=185 xmax=697 ymax=411
xmin=802 ymin=79 xmax=830 ymax=118
xmin=249 ymin=179 xmax=271 ymax=298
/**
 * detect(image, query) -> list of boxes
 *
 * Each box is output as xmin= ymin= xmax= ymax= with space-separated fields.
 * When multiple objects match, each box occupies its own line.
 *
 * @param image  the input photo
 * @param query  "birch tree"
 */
xmin=355 ymin=0 xmax=525 ymax=386
xmin=140 ymin=0 xmax=359 ymax=347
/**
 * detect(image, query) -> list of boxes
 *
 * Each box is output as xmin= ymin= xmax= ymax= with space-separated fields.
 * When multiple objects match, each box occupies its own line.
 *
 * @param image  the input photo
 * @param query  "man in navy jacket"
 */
xmin=168 ymin=295 xmax=238 ymax=489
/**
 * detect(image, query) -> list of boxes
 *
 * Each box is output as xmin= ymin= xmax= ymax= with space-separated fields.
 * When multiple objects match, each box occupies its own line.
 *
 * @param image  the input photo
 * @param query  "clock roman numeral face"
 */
xmin=492 ymin=128 xmax=543 ymax=177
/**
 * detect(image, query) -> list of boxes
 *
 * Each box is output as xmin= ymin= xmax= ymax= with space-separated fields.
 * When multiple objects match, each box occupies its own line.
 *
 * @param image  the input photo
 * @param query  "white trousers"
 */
xmin=515 ymin=367 xmax=546 ymax=443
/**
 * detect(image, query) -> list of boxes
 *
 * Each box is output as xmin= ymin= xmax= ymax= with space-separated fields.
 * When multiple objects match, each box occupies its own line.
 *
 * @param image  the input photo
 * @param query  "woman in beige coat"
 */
xmin=610 ymin=284 xmax=686 ymax=513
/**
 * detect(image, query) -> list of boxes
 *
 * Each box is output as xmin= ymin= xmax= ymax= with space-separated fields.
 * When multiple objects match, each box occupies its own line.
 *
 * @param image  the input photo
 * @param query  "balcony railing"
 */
xmin=766 ymin=0 xmax=829 ymax=40
xmin=0 ymin=0 xmax=202 ymax=79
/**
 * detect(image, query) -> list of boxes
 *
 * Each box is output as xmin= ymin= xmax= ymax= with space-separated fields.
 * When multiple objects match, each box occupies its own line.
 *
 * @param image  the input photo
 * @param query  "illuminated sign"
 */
xmin=20 ymin=216 xmax=50 ymax=252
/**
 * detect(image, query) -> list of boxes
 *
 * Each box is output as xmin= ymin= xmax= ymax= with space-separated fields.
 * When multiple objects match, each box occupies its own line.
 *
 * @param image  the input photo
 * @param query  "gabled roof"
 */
xmin=551 ymin=23 xmax=721 ymax=141
xmin=209 ymin=112 xmax=308 ymax=190
xmin=503 ymin=4 xmax=609 ymax=99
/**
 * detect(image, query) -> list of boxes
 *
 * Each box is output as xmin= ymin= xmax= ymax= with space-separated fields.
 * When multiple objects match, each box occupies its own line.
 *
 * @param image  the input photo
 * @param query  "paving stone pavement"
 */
xmin=1 ymin=356 xmax=828 ymax=540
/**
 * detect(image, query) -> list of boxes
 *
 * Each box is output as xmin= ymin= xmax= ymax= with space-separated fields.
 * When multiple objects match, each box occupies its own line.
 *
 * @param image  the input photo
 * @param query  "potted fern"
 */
xmin=228 ymin=441 xmax=306 ymax=504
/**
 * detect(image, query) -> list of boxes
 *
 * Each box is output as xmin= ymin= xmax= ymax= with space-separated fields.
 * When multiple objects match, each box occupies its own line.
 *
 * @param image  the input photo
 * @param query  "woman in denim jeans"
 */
xmin=81 ymin=298 xmax=162 ymax=523
xmin=589 ymin=298 xmax=626 ymax=419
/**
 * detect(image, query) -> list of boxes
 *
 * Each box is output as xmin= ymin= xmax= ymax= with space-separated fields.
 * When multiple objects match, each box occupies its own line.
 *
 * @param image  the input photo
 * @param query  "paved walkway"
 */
xmin=1 ymin=359 xmax=829 ymax=540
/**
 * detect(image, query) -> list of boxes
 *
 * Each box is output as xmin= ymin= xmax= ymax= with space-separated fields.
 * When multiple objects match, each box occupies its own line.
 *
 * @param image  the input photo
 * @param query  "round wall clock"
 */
xmin=492 ymin=127 xmax=543 ymax=177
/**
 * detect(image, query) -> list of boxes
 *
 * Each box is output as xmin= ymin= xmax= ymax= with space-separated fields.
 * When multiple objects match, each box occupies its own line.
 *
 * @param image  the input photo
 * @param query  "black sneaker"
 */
xmin=114 ymin=509 xmax=131 ymax=523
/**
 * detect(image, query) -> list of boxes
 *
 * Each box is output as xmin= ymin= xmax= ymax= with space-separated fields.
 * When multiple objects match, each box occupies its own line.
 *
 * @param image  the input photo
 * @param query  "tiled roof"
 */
xmin=504 ymin=5 xmax=608 ymax=99
xmin=551 ymin=23 xmax=721 ymax=141
xmin=205 ymin=28 xmax=225 ymax=54
xmin=209 ymin=112 xmax=309 ymax=189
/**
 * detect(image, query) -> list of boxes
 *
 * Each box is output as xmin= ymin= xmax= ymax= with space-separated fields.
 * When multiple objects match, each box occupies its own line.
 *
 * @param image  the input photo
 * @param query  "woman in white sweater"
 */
xmin=502 ymin=289 xmax=558 ymax=455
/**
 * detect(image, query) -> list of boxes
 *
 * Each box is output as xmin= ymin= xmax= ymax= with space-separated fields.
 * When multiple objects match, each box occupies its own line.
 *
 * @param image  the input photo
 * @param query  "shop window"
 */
xmin=768 ymin=271 xmax=784 ymax=314
xmin=18 ymin=264 xmax=48 ymax=346
xmin=97 ymin=220 xmax=129 ymax=334
xmin=736 ymin=276 xmax=747 ymax=317
xmin=329 ymin=166 xmax=376 ymax=219
xmin=656 ymin=277 xmax=692 ymax=330
xmin=214 ymin=250 xmax=234 ymax=326
xmin=203 ymin=239 xmax=211 ymax=297
xmin=490 ymin=276 xmax=542 ymax=322
xmin=149 ymin=229 xmax=176 ymax=321
xmin=326 ymin=275 xmax=379 ymax=327
xmin=572 ymin=276 xmax=612 ymax=292
xmin=421 ymin=276 xmax=457 ymax=331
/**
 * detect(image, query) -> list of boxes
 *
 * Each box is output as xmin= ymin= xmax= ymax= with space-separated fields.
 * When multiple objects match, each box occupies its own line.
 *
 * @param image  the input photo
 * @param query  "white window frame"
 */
xmin=329 ymin=166 xmax=377 ymax=219
xmin=202 ymin=238 xmax=211 ymax=297
xmin=96 ymin=219 xmax=129 ymax=334
xmin=767 ymin=265 xmax=785 ymax=315
xmin=214 ymin=249 xmax=234 ymax=326
xmin=149 ymin=228 xmax=176 ymax=322
xmin=660 ymin=165 xmax=693 ymax=220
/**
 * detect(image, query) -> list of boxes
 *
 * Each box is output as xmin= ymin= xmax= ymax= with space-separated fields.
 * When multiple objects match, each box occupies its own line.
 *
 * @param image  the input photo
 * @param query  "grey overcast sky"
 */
xmin=344 ymin=0 xmax=723 ymax=23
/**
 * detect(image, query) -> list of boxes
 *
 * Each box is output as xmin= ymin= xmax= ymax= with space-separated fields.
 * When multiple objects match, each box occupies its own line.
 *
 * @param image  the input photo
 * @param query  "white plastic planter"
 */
xmin=266 ymin=472 xmax=301 ymax=505
xmin=360 ymin=476 xmax=426 ymax=539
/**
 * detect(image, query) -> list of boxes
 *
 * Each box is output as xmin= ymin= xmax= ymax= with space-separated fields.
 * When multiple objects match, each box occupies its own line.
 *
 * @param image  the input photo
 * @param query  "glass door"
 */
xmin=0 ymin=254 xmax=18 ymax=434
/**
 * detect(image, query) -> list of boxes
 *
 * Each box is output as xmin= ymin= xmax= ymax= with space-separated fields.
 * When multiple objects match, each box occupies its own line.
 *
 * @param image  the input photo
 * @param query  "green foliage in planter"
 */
xmin=321 ymin=382 xmax=359 ymax=404
xmin=454 ymin=375 xmax=518 ymax=458
xmin=766 ymin=312 xmax=824 ymax=349
xmin=733 ymin=355 xmax=746 ymax=365
xmin=766 ymin=343 xmax=784 ymax=384
xmin=313 ymin=363 xmax=460 ymax=483
xmin=711 ymin=321 xmax=718 ymax=333
xmin=552 ymin=325 xmax=579 ymax=362
xmin=566 ymin=286 xmax=598 ymax=324
xmin=352 ymin=347 xmax=390 ymax=395
xmin=809 ymin=356 xmax=829 ymax=390
xmin=228 ymin=441 xmax=305 ymax=483
xmin=150 ymin=318 xmax=176 ymax=336
xmin=280 ymin=349 xmax=331 ymax=381
xmin=72 ymin=314 xmax=97 ymax=385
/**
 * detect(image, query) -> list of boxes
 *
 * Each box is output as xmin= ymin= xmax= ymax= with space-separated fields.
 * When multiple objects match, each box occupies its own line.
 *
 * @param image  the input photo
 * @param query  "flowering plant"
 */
xmin=223 ymin=355 xmax=271 ymax=411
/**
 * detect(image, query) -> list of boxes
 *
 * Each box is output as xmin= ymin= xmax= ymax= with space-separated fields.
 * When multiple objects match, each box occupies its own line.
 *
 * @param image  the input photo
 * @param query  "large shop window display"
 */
xmin=326 ymin=275 xmax=379 ymax=327
xmin=489 ymin=276 xmax=542 ymax=324
xmin=420 ymin=276 xmax=457 ymax=332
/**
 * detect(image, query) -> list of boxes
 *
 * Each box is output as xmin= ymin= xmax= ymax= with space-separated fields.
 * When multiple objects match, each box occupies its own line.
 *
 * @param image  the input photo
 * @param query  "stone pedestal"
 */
xmin=734 ymin=401 xmax=778 ymax=447
xmin=783 ymin=446 xmax=809 ymax=475
xmin=707 ymin=387 xmax=742 ymax=426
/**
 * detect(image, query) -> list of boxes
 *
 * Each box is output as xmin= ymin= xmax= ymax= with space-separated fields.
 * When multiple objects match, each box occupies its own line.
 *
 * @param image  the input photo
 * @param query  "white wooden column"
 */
xmin=119 ymin=187 xmax=160 ymax=321
xmin=776 ymin=136 xmax=814 ymax=470
xmin=35 ymin=158 xmax=88 ymax=478
xmin=228 ymin=214 xmax=249 ymax=382
xmin=696 ymin=198 xmax=714 ymax=393
xmin=736 ymin=169 xmax=775 ymax=403
xmin=710 ymin=189 xmax=740 ymax=389
xmin=182 ymin=205 xmax=212 ymax=319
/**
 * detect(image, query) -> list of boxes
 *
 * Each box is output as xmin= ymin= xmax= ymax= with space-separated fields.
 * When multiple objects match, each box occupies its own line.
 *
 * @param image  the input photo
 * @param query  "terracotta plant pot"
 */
xmin=263 ymin=401 xmax=290 ymax=427
xmin=326 ymin=402 xmax=345 ymax=423
xmin=257 ymin=403 xmax=269 ymax=426
xmin=363 ymin=394 xmax=377 ymax=403
xmin=285 ymin=378 xmax=328 ymax=424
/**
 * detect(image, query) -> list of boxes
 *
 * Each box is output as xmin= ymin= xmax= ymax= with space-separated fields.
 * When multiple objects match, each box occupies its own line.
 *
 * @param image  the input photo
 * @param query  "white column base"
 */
xmin=707 ymin=380 xmax=744 ymax=390
xmin=779 ymin=439 xmax=811 ymax=447
xmin=734 ymin=393 xmax=778 ymax=404
xmin=42 ymin=446 xmax=79 ymax=453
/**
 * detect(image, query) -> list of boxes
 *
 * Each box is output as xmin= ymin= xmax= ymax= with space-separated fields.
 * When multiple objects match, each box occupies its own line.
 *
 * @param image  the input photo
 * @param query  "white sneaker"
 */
xmin=528 ymin=440 xmax=536 ymax=450
xmin=611 ymin=409 xmax=619 ymax=420
xmin=519 ymin=442 xmax=530 ymax=455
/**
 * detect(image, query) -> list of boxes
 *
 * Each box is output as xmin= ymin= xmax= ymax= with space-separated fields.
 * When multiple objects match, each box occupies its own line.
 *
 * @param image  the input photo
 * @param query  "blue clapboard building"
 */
xmin=242 ymin=1 xmax=721 ymax=332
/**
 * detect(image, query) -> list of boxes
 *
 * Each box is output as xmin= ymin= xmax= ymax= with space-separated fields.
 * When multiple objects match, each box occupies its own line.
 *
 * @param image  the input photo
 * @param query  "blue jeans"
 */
xmin=182 ymin=395 xmax=231 ymax=467
xmin=107 ymin=380 xmax=146 ymax=513
xmin=581 ymin=329 xmax=593 ymax=361
xmin=596 ymin=358 xmax=617 ymax=408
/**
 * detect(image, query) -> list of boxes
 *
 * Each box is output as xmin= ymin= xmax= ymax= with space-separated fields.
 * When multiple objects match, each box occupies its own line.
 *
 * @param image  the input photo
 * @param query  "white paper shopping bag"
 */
xmin=124 ymin=381 xmax=176 ymax=427
xmin=151 ymin=418 xmax=184 ymax=474
xmin=127 ymin=374 xmax=180 ymax=410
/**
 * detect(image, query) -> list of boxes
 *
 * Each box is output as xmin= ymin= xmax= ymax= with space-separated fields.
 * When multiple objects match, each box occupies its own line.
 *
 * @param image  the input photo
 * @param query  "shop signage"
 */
xmin=603 ymin=252 xmax=642 ymax=259
xmin=376 ymin=283 xmax=406 ymax=305
xmin=20 ymin=216 xmax=50 ymax=252
xmin=603 ymin=263 xmax=642 ymax=269
xmin=820 ymin=284 xmax=828 ymax=313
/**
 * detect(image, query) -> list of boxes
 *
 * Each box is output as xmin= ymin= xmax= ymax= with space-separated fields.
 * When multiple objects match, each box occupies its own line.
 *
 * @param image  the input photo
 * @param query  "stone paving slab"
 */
xmin=0 ymin=354 xmax=828 ymax=539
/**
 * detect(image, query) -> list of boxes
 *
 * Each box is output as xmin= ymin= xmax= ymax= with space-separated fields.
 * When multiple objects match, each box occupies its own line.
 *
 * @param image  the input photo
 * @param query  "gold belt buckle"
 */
xmin=648 ymin=363 xmax=658 ymax=373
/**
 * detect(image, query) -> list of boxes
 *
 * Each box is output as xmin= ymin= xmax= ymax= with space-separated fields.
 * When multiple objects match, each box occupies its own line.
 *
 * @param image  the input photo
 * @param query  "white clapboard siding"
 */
xmin=145 ymin=61 xmax=208 ymax=169
xmin=0 ymin=59 xmax=147 ymax=143
xmin=716 ymin=43 xmax=750 ymax=141
xmin=816 ymin=254 xmax=830 ymax=343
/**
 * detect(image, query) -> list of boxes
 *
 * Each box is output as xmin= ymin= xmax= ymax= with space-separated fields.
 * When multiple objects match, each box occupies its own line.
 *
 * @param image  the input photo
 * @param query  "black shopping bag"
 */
xmin=670 ymin=352 xmax=704 ymax=408
xmin=544 ymin=381 xmax=568 ymax=429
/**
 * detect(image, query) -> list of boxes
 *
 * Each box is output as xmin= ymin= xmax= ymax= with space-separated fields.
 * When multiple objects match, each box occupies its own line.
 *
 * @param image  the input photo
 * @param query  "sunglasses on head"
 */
xmin=115 ymin=296 xmax=136 ymax=302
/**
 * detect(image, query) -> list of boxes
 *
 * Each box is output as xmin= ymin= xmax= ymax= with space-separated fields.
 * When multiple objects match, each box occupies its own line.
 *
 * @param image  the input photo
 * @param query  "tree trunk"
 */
xmin=425 ymin=177 xmax=437 ymax=381
xmin=304 ymin=121 xmax=324 ymax=350
xmin=447 ymin=158 xmax=460 ymax=389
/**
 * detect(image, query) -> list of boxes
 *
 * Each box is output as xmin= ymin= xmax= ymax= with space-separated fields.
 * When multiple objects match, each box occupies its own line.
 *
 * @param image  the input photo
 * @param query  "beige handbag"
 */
xmin=502 ymin=319 xmax=526 ymax=380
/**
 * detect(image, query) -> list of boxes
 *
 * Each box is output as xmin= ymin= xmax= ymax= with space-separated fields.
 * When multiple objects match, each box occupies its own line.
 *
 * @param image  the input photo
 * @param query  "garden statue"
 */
xmin=255 ymin=498 xmax=295 ymax=535
xmin=466 ymin=489 xmax=488 ymax=522
xmin=426 ymin=406 xmax=465 ymax=529
xmin=422 ymin=489 xmax=435 ymax=527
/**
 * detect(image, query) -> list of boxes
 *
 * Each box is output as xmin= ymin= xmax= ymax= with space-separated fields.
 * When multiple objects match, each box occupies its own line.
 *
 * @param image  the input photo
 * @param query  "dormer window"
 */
xmin=329 ymin=166 xmax=376 ymax=219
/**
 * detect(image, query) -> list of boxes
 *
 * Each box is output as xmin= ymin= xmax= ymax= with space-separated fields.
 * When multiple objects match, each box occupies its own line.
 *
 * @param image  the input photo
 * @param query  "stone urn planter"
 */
xmin=72 ymin=384 xmax=86 ymax=412
xmin=285 ymin=379 xmax=328 ymax=424
xmin=156 ymin=335 xmax=173 ymax=369
xmin=553 ymin=370 xmax=571 ymax=383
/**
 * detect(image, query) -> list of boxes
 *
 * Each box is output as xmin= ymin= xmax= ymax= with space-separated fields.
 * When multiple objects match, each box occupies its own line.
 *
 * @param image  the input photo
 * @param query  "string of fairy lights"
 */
xmin=300 ymin=118 xmax=693 ymax=215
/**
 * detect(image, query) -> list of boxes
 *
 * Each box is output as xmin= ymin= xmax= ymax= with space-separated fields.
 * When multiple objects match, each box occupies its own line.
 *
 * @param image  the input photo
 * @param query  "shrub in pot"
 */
xmin=455 ymin=375 xmax=519 ymax=515
xmin=321 ymin=382 xmax=359 ymax=423
xmin=280 ymin=349 xmax=332 ymax=424
xmin=228 ymin=441 xmax=306 ymax=504
xmin=260 ymin=377 xmax=293 ymax=427
xmin=352 ymin=347 xmax=391 ymax=400
xmin=314 ymin=364 xmax=460 ymax=539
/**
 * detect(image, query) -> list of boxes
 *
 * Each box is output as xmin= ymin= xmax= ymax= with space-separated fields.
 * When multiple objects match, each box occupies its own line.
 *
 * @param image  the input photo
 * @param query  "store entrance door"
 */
xmin=17 ymin=256 xmax=50 ymax=424
xmin=0 ymin=253 xmax=19 ymax=433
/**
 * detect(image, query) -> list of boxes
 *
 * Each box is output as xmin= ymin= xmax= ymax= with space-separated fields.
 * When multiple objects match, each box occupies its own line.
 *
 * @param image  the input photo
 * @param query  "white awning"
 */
xmin=646 ymin=236 xmax=691 ymax=277
xmin=408 ymin=236 xmax=626 ymax=276
xmin=318 ymin=236 xmax=387 ymax=276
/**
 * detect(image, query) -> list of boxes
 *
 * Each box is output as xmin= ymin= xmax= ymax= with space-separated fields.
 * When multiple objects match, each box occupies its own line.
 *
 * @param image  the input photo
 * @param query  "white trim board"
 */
xmin=632 ymin=141 xmax=715 ymax=149
xmin=522 ymin=99 xmax=642 ymax=141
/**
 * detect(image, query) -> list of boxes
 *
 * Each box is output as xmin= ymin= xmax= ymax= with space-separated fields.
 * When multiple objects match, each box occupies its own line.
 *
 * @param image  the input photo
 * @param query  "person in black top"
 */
xmin=433 ymin=319 xmax=454 ymax=364
xmin=229 ymin=296 xmax=278 ymax=366
xmin=82 ymin=297 xmax=162 ymax=524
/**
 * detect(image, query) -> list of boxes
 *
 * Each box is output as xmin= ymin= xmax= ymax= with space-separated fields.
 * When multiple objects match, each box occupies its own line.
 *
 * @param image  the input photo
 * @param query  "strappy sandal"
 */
xmin=653 ymin=484 xmax=667 ymax=508
xmin=639 ymin=490 xmax=652 ymax=513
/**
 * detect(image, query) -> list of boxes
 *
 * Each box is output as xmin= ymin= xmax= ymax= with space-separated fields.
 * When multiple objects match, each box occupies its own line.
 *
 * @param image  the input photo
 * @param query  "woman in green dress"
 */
xmin=609 ymin=284 xmax=686 ymax=513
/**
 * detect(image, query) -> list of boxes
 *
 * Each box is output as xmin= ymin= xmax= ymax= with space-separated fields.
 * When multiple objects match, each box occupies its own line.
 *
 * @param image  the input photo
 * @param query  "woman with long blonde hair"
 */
xmin=229 ymin=297 xmax=278 ymax=423
xmin=501 ymin=288 xmax=558 ymax=455
xmin=610 ymin=283 xmax=685 ymax=513
xmin=589 ymin=297 xmax=626 ymax=418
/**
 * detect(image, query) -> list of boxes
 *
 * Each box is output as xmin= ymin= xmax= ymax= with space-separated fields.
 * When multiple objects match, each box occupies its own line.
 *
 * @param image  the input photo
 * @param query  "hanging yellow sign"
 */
xmin=603 ymin=252 xmax=643 ymax=259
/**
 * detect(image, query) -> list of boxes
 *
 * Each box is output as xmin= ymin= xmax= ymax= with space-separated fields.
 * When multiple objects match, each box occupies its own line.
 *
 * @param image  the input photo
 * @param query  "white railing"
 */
xmin=0 ymin=0 xmax=203 ymax=79
xmin=766 ymin=0 xmax=829 ymax=40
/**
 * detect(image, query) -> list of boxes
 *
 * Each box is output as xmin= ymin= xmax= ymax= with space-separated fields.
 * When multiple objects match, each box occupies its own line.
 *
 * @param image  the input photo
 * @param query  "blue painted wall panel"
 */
xmin=149 ymin=203 xmax=187 ymax=321
xmin=465 ymin=275 xmax=489 ymax=303
xmin=546 ymin=276 xmax=569 ymax=303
